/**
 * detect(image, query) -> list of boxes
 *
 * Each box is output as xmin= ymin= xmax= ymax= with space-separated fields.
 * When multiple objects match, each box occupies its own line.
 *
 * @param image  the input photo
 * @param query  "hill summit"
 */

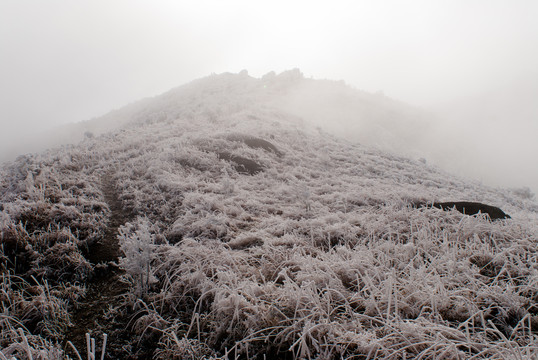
xmin=1 ymin=70 xmax=537 ymax=359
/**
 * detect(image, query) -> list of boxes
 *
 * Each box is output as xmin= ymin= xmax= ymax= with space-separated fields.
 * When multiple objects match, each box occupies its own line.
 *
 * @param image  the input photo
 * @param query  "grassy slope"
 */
xmin=1 ymin=72 xmax=537 ymax=359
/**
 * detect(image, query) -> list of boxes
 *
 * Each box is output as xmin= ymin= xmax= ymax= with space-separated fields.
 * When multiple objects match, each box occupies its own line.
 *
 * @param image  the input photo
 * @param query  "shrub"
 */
xmin=118 ymin=218 xmax=158 ymax=298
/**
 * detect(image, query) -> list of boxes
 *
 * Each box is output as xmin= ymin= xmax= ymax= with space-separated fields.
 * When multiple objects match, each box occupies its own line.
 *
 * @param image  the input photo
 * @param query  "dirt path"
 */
xmin=65 ymin=173 xmax=133 ymax=358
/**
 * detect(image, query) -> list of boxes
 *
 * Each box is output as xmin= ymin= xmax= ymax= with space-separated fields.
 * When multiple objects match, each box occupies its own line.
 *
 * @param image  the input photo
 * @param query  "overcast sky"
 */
xmin=1 ymin=1 xmax=537 ymax=192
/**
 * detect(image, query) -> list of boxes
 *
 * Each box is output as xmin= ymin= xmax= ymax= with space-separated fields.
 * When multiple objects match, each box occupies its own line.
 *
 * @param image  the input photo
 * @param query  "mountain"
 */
xmin=1 ymin=70 xmax=537 ymax=359
xmin=0 ymin=69 xmax=432 ymax=164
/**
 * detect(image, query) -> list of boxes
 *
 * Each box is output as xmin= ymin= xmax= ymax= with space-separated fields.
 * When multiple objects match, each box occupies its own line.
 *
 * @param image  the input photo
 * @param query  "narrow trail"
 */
xmin=65 ymin=173 xmax=133 ymax=359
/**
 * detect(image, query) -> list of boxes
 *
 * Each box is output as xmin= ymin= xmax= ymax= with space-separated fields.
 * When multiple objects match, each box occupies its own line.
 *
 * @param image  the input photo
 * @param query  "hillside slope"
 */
xmin=1 ymin=71 xmax=537 ymax=359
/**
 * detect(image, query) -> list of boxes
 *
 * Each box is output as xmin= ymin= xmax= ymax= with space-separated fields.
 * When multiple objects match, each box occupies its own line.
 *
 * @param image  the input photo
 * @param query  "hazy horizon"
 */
xmin=1 ymin=1 xmax=537 ymax=195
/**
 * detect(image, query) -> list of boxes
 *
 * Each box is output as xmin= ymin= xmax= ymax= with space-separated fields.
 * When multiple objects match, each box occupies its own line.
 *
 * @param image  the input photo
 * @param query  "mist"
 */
xmin=430 ymin=77 xmax=538 ymax=194
xmin=1 ymin=1 xmax=537 ymax=195
xmin=272 ymin=75 xmax=538 ymax=196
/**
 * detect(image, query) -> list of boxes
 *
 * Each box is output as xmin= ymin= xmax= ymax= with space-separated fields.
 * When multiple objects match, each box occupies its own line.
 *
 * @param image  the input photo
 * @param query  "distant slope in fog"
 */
xmin=1 ymin=69 xmax=432 ymax=164
xmin=3 ymin=70 xmax=535 ymax=198
xmin=266 ymin=70 xmax=435 ymax=158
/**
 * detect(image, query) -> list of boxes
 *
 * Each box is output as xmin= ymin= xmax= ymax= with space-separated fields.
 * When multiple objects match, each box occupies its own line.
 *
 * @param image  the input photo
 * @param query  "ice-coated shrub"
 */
xmin=118 ymin=217 xmax=158 ymax=298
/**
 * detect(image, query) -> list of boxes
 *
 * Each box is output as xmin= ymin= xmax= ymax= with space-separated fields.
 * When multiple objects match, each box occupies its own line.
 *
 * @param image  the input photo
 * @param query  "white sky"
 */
xmin=1 ymin=0 xmax=537 ymax=192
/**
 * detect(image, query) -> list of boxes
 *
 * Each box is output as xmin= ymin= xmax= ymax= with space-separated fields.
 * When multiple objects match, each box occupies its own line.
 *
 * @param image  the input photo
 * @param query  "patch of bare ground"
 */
xmin=64 ymin=173 xmax=143 ymax=359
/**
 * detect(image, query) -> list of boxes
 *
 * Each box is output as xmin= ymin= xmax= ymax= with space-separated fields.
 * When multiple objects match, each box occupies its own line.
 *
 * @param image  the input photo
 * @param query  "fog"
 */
xmin=274 ymin=75 xmax=538 ymax=196
xmin=1 ymin=1 xmax=537 ymax=194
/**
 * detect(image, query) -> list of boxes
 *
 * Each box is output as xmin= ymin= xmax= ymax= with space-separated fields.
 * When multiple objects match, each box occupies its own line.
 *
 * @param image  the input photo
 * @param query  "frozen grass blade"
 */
xmin=100 ymin=334 xmax=107 ymax=360
xmin=19 ymin=328 xmax=33 ymax=360
xmin=67 ymin=341 xmax=83 ymax=360
xmin=86 ymin=333 xmax=91 ymax=360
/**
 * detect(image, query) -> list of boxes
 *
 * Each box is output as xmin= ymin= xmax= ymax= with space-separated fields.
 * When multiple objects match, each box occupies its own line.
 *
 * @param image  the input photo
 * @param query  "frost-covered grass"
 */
xmin=1 ymin=71 xmax=537 ymax=358
xmin=149 ymin=211 xmax=538 ymax=358
xmin=1 ymin=147 xmax=107 ymax=357
xmin=104 ymin=74 xmax=536 ymax=358
xmin=0 ymin=274 xmax=72 ymax=359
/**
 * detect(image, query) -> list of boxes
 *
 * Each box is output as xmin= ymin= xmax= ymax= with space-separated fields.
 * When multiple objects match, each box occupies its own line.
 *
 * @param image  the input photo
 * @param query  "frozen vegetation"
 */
xmin=1 ymin=70 xmax=537 ymax=359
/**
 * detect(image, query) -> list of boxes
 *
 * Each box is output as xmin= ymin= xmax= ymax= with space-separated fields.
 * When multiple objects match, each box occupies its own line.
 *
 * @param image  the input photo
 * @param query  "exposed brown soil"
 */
xmin=87 ymin=175 xmax=129 ymax=264
xmin=64 ymin=173 xmax=135 ymax=359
